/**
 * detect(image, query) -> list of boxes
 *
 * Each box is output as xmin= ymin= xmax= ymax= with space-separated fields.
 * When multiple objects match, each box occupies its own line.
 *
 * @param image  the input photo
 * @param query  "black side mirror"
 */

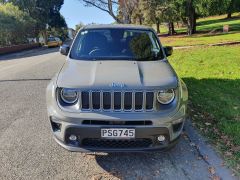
xmin=60 ymin=44 xmax=70 ymax=56
xmin=164 ymin=46 xmax=173 ymax=57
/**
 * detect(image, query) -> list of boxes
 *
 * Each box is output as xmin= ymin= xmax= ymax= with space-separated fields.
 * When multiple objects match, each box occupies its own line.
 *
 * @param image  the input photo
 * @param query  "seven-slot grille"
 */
xmin=80 ymin=91 xmax=155 ymax=112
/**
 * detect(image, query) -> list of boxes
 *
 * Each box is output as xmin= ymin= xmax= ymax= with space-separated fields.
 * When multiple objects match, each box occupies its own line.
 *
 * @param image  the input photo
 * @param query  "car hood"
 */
xmin=56 ymin=59 xmax=178 ymax=90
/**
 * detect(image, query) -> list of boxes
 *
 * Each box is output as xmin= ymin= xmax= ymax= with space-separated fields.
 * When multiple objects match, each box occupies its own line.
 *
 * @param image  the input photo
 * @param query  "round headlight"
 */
xmin=60 ymin=88 xmax=78 ymax=104
xmin=157 ymin=89 xmax=175 ymax=105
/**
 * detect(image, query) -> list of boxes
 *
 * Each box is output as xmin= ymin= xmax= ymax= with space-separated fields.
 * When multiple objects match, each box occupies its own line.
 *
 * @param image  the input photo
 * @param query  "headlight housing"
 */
xmin=60 ymin=88 xmax=78 ymax=104
xmin=157 ymin=89 xmax=175 ymax=105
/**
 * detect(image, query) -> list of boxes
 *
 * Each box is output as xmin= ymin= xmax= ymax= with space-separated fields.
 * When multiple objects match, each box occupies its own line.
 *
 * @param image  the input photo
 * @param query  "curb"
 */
xmin=0 ymin=46 xmax=49 ymax=61
xmin=184 ymin=119 xmax=237 ymax=180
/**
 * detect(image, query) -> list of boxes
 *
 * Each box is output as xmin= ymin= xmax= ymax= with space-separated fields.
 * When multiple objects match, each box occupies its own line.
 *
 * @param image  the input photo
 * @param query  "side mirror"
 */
xmin=164 ymin=46 xmax=173 ymax=57
xmin=59 ymin=44 xmax=70 ymax=56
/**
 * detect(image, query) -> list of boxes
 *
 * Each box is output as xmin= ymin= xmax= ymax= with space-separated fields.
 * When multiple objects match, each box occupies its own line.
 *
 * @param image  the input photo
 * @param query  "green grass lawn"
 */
xmin=197 ymin=14 xmax=240 ymax=32
xmin=160 ymin=13 xmax=240 ymax=47
xmin=168 ymin=45 xmax=240 ymax=174
xmin=161 ymin=32 xmax=240 ymax=47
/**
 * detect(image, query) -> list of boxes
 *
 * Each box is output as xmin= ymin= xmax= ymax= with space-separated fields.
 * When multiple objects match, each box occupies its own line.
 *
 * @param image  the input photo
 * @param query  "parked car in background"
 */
xmin=47 ymin=37 xmax=62 ymax=47
xmin=46 ymin=24 xmax=188 ymax=152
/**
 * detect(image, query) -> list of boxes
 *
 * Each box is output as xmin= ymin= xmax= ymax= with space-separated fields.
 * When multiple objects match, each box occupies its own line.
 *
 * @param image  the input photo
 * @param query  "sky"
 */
xmin=60 ymin=0 xmax=115 ymax=29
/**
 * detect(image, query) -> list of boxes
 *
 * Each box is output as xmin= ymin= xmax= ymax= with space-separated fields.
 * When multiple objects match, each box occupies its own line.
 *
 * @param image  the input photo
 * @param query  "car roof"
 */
xmin=82 ymin=24 xmax=153 ymax=31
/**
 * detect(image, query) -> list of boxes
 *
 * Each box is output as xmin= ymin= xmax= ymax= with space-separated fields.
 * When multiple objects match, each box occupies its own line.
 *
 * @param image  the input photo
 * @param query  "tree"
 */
xmin=2 ymin=0 xmax=67 ymax=44
xmin=130 ymin=4 xmax=144 ymax=25
xmin=137 ymin=0 xmax=178 ymax=35
xmin=173 ymin=0 xmax=201 ymax=35
xmin=158 ymin=0 xmax=179 ymax=35
xmin=0 ymin=3 xmax=36 ymax=46
xmin=118 ymin=0 xmax=138 ymax=23
xmin=79 ymin=0 xmax=122 ymax=23
xmin=79 ymin=0 xmax=140 ymax=24
xmin=75 ymin=22 xmax=85 ymax=32
xmin=138 ymin=0 xmax=163 ymax=34
xmin=186 ymin=0 xmax=197 ymax=35
xmin=226 ymin=0 xmax=240 ymax=18
xmin=197 ymin=0 xmax=240 ymax=18
xmin=47 ymin=27 xmax=68 ymax=41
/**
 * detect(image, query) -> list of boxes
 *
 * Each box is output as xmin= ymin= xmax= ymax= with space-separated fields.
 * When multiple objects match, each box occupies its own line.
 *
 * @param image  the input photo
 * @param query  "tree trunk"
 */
xmin=193 ymin=13 xmax=197 ymax=33
xmin=139 ymin=16 xmax=142 ymax=25
xmin=172 ymin=23 xmax=176 ymax=34
xmin=187 ymin=0 xmax=196 ymax=35
xmin=168 ymin=22 xmax=176 ymax=35
xmin=156 ymin=21 xmax=160 ymax=34
xmin=227 ymin=0 xmax=233 ymax=19
xmin=227 ymin=12 xmax=232 ymax=19
xmin=177 ymin=22 xmax=180 ymax=28
xmin=168 ymin=22 xmax=172 ymax=35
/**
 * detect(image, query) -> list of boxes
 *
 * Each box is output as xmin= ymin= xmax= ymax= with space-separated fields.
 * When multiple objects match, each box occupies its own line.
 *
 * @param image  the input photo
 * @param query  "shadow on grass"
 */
xmin=198 ymin=23 xmax=240 ymax=32
xmin=197 ymin=16 xmax=240 ymax=26
xmin=182 ymin=77 xmax=240 ymax=144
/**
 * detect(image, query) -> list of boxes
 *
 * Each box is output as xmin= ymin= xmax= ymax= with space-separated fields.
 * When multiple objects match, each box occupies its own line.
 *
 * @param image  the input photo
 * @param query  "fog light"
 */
xmin=157 ymin=135 xmax=166 ymax=142
xmin=69 ymin=135 xmax=77 ymax=141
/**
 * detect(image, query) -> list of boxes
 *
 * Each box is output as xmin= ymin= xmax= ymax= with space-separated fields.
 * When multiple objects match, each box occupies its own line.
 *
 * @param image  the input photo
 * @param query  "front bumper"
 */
xmin=54 ymin=133 xmax=181 ymax=152
xmin=50 ymin=115 xmax=185 ymax=152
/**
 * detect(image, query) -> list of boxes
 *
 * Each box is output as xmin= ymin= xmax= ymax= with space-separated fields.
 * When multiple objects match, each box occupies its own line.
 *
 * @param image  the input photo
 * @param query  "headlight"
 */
xmin=157 ymin=89 xmax=175 ymax=105
xmin=60 ymin=88 xmax=78 ymax=104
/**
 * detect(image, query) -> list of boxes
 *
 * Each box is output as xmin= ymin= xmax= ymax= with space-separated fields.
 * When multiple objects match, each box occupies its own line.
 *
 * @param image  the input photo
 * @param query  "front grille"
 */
xmin=82 ymin=138 xmax=153 ymax=149
xmin=82 ymin=120 xmax=152 ymax=125
xmin=80 ymin=91 xmax=155 ymax=112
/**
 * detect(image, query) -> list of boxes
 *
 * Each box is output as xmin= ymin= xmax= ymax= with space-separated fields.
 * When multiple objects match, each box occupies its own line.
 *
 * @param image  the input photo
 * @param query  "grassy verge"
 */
xmin=168 ymin=45 xmax=240 ymax=175
xmin=160 ymin=32 xmax=240 ymax=47
xmin=159 ymin=13 xmax=240 ymax=47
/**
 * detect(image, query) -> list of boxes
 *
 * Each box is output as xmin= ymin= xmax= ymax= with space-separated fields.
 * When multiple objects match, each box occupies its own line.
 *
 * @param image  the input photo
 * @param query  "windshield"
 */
xmin=48 ymin=37 xmax=56 ymax=42
xmin=70 ymin=28 xmax=164 ymax=61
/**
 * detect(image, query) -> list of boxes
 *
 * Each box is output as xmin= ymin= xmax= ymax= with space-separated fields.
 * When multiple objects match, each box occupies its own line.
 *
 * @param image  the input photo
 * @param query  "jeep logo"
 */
xmin=110 ymin=82 xmax=125 ymax=88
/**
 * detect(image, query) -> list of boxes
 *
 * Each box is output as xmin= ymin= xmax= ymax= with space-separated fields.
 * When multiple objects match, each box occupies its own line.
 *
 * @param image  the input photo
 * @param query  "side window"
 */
xmin=103 ymin=31 xmax=112 ymax=41
xmin=149 ymin=32 xmax=160 ymax=50
xmin=123 ymin=31 xmax=133 ymax=39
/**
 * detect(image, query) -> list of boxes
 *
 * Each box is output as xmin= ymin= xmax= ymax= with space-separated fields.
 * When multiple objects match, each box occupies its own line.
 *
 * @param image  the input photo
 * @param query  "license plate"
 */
xmin=101 ymin=128 xmax=135 ymax=139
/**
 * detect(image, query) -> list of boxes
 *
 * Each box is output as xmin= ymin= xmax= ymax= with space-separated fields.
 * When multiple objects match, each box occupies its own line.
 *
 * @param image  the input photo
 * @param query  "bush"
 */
xmin=0 ymin=3 xmax=36 ymax=47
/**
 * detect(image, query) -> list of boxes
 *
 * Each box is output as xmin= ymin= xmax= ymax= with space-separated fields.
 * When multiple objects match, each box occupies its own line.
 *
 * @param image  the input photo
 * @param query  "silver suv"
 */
xmin=46 ymin=24 xmax=188 ymax=152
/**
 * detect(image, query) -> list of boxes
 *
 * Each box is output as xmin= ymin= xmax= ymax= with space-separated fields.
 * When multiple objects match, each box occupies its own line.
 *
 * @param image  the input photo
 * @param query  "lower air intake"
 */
xmin=82 ymin=138 xmax=153 ymax=149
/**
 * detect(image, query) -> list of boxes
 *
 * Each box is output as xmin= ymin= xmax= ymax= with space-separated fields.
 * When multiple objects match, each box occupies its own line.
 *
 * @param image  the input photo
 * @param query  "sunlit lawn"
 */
xmin=168 ymin=45 xmax=240 ymax=173
xmin=159 ymin=13 xmax=240 ymax=47
xmin=161 ymin=32 xmax=240 ymax=47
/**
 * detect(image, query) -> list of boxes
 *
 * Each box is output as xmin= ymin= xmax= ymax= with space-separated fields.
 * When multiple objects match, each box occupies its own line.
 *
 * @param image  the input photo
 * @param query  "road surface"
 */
xmin=0 ymin=48 xmax=235 ymax=180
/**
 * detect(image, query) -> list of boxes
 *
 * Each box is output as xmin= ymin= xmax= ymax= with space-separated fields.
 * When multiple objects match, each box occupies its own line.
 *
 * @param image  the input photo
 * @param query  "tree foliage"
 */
xmin=75 ymin=22 xmax=85 ymax=32
xmin=137 ymin=0 xmax=179 ymax=34
xmin=0 ymin=3 xmax=35 ymax=46
xmin=0 ymin=0 xmax=67 ymax=44
xmin=13 ymin=0 xmax=66 ymax=41
xmin=79 ymin=0 xmax=122 ymax=23
xmin=80 ymin=0 xmax=240 ymax=36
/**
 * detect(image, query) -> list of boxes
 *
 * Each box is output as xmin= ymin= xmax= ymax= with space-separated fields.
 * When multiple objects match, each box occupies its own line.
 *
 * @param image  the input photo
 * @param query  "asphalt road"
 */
xmin=0 ymin=47 xmax=236 ymax=180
